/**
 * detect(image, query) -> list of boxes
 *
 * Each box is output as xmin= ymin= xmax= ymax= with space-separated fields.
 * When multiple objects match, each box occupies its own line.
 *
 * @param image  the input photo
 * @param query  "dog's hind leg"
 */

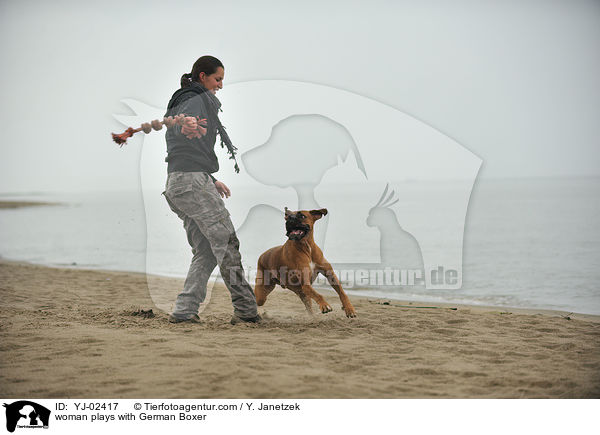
xmin=290 ymin=287 xmax=314 ymax=315
xmin=255 ymin=283 xmax=274 ymax=306
xmin=254 ymin=266 xmax=275 ymax=306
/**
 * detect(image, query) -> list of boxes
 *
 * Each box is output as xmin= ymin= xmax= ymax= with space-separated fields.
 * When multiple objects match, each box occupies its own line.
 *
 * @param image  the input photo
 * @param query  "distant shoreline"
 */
xmin=0 ymin=200 xmax=62 ymax=209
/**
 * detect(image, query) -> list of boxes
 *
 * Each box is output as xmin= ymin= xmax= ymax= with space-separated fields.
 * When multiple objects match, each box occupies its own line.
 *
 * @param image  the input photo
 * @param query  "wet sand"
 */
xmin=0 ymin=260 xmax=599 ymax=398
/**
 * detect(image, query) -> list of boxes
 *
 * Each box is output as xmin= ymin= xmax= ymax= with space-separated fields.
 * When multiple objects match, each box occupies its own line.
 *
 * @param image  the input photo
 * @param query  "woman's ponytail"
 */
xmin=180 ymin=72 xmax=193 ymax=88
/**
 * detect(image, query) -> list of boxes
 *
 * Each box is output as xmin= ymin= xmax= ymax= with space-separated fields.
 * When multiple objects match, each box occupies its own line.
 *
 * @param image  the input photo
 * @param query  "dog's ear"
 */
xmin=309 ymin=208 xmax=328 ymax=220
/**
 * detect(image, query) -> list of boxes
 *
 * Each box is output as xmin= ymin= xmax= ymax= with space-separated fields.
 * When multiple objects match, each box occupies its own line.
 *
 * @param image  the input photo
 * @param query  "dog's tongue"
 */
xmin=291 ymin=230 xmax=303 ymax=236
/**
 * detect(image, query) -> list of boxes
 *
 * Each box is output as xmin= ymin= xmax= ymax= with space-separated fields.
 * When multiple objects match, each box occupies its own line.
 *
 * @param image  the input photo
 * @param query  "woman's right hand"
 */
xmin=181 ymin=116 xmax=199 ymax=139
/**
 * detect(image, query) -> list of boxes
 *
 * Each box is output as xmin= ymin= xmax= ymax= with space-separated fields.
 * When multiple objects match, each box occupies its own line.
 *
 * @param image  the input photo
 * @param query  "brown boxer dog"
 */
xmin=255 ymin=207 xmax=357 ymax=318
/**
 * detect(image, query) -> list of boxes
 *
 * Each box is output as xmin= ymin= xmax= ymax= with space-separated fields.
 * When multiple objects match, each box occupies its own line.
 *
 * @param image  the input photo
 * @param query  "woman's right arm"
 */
xmin=170 ymin=95 xmax=209 ymax=139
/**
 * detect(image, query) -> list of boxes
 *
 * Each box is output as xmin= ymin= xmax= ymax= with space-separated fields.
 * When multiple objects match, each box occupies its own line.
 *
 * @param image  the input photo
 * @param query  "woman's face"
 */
xmin=198 ymin=67 xmax=224 ymax=94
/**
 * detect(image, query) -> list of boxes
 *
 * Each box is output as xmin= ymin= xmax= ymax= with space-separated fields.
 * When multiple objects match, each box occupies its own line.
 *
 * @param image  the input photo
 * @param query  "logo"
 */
xmin=3 ymin=401 xmax=50 ymax=433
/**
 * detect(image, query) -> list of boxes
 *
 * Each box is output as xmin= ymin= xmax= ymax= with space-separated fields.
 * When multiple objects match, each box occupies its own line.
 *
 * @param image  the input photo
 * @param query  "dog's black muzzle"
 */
xmin=285 ymin=218 xmax=310 ymax=240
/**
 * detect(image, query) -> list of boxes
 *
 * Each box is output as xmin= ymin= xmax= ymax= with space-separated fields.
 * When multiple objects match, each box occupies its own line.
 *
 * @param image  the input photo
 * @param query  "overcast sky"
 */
xmin=1 ymin=0 xmax=598 ymax=193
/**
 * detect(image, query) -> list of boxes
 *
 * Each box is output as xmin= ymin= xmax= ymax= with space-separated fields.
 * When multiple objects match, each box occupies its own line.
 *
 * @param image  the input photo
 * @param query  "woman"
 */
xmin=163 ymin=55 xmax=260 ymax=324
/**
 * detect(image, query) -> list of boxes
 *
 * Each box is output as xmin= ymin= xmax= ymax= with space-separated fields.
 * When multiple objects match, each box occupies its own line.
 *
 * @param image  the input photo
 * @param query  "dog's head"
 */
xmin=284 ymin=207 xmax=328 ymax=241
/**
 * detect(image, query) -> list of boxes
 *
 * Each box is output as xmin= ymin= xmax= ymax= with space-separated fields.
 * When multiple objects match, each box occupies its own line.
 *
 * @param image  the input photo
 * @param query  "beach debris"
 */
xmin=130 ymin=308 xmax=155 ymax=319
xmin=560 ymin=312 xmax=573 ymax=321
xmin=368 ymin=300 xmax=457 ymax=310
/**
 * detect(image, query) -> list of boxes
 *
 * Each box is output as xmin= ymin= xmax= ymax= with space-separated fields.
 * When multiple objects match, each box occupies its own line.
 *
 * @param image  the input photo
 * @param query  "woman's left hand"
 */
xmin=214 ymin=180 xmax=231 ymax=198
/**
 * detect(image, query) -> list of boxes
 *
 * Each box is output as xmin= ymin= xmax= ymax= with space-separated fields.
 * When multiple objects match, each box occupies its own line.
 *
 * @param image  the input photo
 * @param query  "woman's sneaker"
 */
xmin=168 ymin=314 xmax=201 ymax=324
xmin=230 ymin=314 xmax=262 ymax=325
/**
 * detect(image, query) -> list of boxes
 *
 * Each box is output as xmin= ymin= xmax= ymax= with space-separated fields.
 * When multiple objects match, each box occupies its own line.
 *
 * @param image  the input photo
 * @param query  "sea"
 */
xmin=1 ymin=177 xmax=599 ymax=315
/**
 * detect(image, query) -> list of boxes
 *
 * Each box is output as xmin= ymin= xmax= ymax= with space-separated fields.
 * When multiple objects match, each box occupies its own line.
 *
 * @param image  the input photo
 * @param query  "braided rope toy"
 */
xmin=111 ymin=115 xmax=207 ymax=146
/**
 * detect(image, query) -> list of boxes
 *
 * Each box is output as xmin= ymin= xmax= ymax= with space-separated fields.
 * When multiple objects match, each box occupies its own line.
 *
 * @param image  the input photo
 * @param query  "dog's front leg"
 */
xmin=302 ymin=284 xmax=333 ymax=314
xmin=319 ymin=262 xmax=357 ymax=318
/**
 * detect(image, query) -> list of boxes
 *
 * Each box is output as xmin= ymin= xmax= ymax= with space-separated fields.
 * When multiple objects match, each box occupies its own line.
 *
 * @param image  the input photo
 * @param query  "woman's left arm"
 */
xmin=214 ymin=180 xmax=231 ymax=198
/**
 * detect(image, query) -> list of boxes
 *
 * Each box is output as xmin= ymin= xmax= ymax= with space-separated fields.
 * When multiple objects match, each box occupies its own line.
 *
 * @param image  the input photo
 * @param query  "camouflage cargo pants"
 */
xmin=163 ymin=171 xmax=258 ymax=319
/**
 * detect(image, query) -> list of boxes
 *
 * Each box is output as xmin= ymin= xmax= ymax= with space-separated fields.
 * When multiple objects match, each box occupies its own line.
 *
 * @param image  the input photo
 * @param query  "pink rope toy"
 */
xmin=111 ymin=115 xmax=207 ymax=146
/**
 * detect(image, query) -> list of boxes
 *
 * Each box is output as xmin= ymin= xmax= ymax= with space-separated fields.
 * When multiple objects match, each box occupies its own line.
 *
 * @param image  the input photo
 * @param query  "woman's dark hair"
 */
xmin=180 ymin=55 xmax=224 ymax=88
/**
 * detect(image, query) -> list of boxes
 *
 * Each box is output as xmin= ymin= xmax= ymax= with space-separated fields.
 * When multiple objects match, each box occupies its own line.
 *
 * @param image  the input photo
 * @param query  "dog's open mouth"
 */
xmin=286 ymin=221 xmax=310 ymax=240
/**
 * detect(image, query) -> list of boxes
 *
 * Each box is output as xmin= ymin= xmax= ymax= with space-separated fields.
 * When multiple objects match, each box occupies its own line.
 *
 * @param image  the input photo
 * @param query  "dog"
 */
xmin=255 ymin=207 xmax=357 ymax=318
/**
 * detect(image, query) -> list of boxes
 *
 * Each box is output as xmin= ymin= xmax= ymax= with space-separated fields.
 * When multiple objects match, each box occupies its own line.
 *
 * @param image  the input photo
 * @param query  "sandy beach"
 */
xmin=0 ymin=259 xmax=598 ymax=399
